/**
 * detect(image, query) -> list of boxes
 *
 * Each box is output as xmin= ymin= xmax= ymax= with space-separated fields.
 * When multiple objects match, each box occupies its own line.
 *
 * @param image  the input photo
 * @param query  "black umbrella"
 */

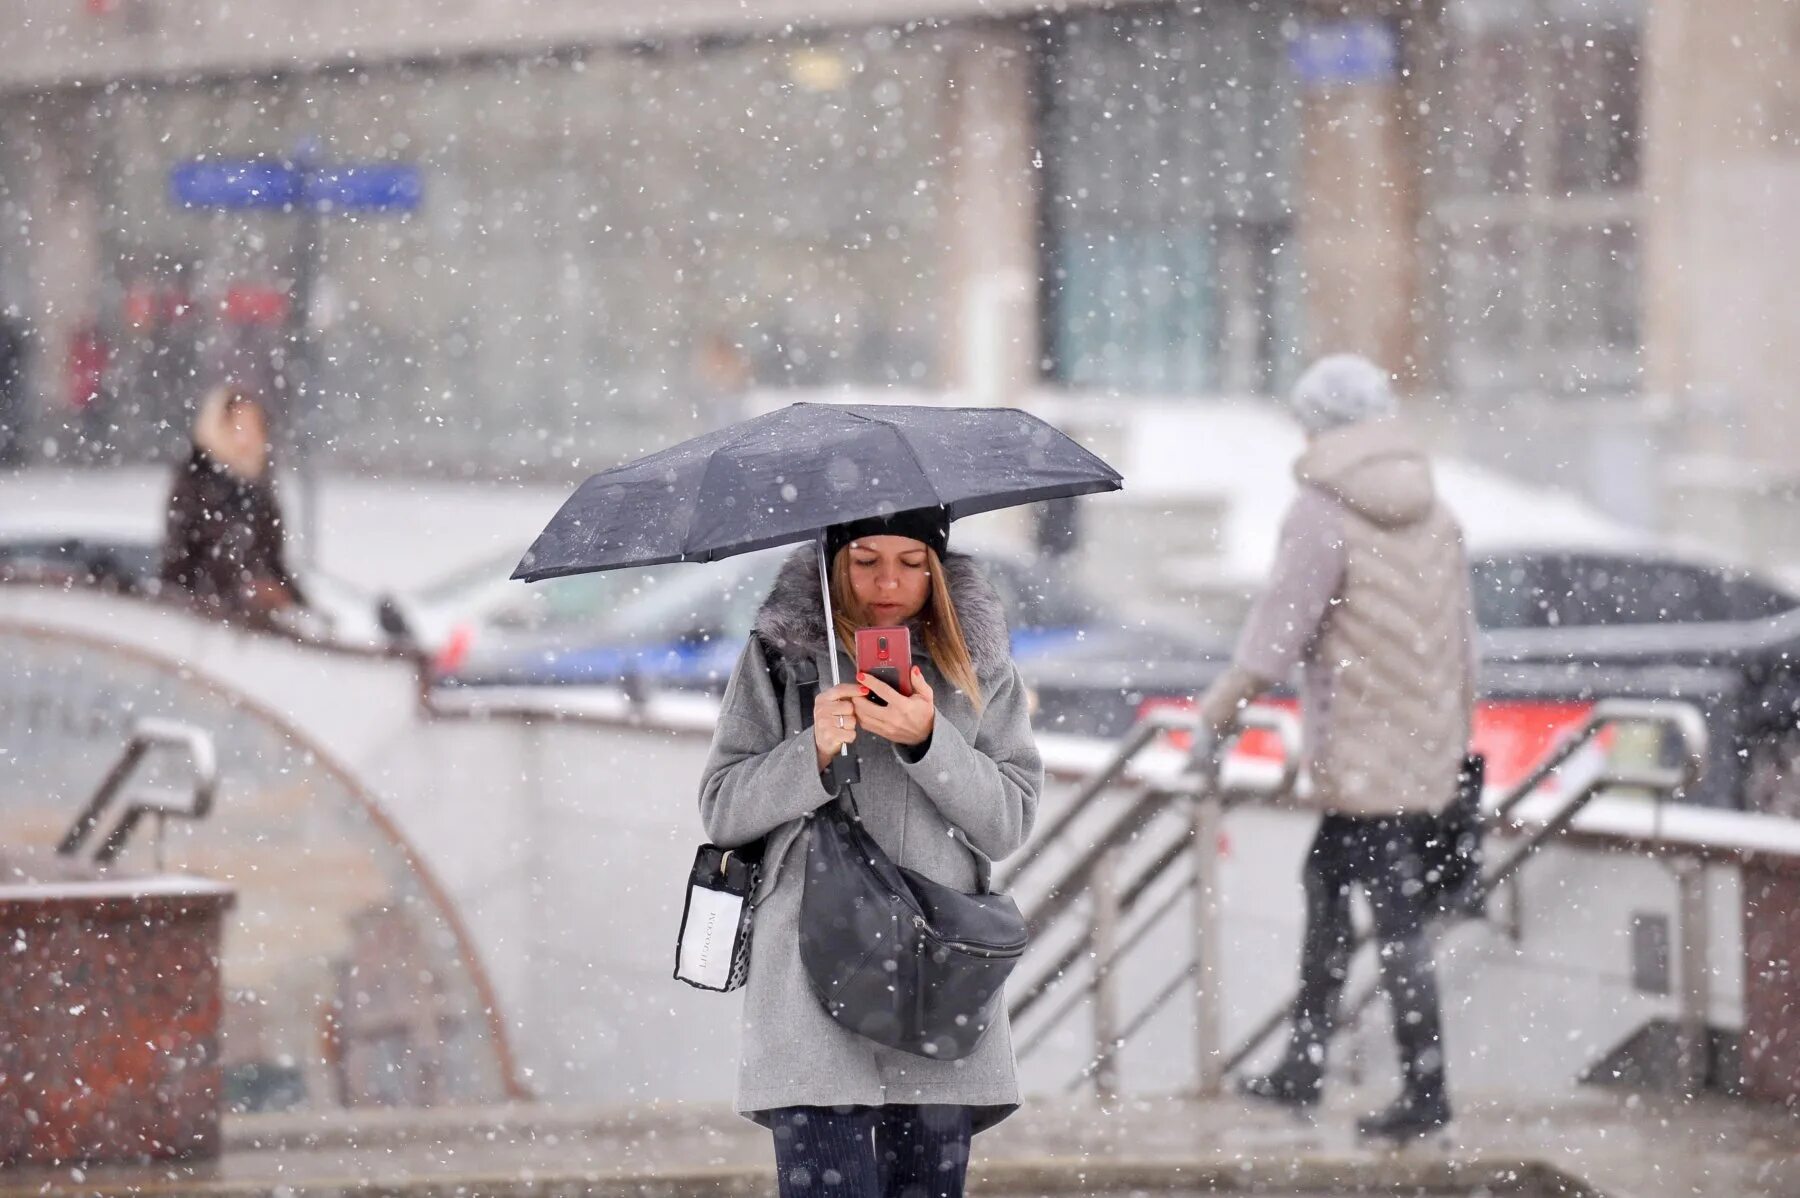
xmin=514 ymin=402 xmax=1122 ymax=689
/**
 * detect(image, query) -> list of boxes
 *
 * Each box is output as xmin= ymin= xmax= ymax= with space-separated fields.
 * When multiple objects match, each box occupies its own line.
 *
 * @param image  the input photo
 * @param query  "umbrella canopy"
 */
xmin=512 ymin=403 xmax=1122 ymax=582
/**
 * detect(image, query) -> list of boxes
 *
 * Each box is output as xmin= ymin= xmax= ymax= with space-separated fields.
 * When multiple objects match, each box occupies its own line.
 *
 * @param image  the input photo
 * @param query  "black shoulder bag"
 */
xmin=1420 ymin=752 xmax=1487 ymax=918
xmin=794 ymin=686 xmax=1029 ymax=1062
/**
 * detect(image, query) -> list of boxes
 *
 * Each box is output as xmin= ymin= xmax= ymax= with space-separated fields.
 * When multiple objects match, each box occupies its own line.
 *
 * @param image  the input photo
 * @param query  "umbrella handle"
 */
xmin=816 ymin=534 xmax=842 ymax=690
xmin=817 ymin=534 xmax=862 ymax=790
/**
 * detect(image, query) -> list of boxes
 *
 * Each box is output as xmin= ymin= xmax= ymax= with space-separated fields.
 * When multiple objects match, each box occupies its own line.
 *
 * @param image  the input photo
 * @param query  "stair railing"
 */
xmin=57 ymin=718 xmax=219 ymax=870
xmin=1006 ymin=705 xmax=1302 ymax=1097
xmin=1220 ymin=698 xmax=1708 ymax=1079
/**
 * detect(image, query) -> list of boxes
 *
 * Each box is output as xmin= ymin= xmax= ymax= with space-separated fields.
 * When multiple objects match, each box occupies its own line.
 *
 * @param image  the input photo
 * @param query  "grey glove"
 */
xmin=1187 ymin=722 xmax=1222 ymax=779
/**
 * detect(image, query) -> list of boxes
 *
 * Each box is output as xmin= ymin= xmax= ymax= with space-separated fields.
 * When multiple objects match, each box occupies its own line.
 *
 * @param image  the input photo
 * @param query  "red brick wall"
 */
xmin=0 ymin=886 xmax=234 ymax=1164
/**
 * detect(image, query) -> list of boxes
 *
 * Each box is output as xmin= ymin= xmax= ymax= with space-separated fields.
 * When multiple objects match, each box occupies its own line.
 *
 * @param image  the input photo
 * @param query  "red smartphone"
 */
xmin=854 ymin=626 xmax=913 ymax=702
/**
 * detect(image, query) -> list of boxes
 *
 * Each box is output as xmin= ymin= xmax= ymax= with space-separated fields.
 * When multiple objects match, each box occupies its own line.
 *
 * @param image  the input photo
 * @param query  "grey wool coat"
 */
xmin=698 ymin=548 xmax=1044 ymax=1132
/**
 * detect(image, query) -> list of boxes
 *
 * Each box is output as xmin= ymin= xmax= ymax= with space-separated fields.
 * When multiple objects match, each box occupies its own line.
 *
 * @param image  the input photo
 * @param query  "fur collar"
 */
xmin=753 ymin=546 xmax=1011 ymax=673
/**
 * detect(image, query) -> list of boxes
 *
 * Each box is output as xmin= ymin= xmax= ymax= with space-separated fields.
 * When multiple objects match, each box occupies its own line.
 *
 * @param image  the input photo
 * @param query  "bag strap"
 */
xmin=955 ymin=830 xmax=995 ymax=894
xmin=761 ymin=635 xmax=990 ymax=894
xmin=761 ymin=633 xmax=820 ymax=727
xmin=765 ymin=635 xmax=863 ymax=815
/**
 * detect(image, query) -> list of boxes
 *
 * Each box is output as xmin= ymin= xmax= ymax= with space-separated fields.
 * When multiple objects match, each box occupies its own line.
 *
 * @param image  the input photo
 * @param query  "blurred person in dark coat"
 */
xmin=160 ymin=383 xmax=304 ymax=623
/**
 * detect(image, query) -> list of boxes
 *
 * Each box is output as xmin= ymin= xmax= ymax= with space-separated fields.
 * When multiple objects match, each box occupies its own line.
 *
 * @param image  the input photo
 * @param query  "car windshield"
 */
xmin=594 ymin=552 xmax=785 ymax=642
xmin=1471 ymin=552 xmax=1800 ymax=629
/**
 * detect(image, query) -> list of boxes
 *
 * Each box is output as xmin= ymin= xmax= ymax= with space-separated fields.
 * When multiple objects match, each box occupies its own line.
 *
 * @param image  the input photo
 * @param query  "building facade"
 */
xmin=0 ymin=0 xmax=1793 ymax=554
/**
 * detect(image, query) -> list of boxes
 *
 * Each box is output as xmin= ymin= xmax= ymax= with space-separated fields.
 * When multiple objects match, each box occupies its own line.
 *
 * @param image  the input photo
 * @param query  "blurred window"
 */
xmin=1717 ymin=575 xmax=1799 ymax=623
xmin=1549 ymin=558 xmax=1707 ymax=626
xmin=1470 ymin=554 xmax=1549 ymax=630
xmin=29 ymin=30 xmax=947 ymax=473
xmin=1426 ymin=0 xmax=1643 ymax=398
xmin=1036 ymin=4 xmax=1303 ymax=398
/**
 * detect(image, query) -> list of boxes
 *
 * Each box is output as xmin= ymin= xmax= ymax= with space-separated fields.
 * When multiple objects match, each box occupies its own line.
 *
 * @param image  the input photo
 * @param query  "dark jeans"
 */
xmin=1287 ymin=813 xmax=1447 ymax=1097
xmin=769 ymin=1104 xmax=973 ymax=1198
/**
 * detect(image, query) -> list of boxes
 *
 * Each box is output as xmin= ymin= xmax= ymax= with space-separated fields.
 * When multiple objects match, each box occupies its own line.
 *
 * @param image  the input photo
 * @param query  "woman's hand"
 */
xmin=813 ymin=682 xmax=863 ymax=772
xmin=853 ymin=667 xmax=936 ymax=748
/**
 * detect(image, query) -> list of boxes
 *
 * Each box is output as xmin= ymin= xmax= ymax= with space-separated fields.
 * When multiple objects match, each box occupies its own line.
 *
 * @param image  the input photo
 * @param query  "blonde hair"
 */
xmin=830 ymin=545 xmax=983 ymax=711
xmin=193 ymin=382 xmax=270 ymax=479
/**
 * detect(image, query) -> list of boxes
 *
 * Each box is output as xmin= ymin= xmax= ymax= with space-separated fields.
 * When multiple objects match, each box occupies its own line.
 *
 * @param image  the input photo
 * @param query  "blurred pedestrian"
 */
xmin=160 ymin=383 xmax=305 ymax=624
xmin=65 ymin=319 xmax=112 ymax=462
xmin=698 ymin=511 xmax=1043 ymax=1196
xmin=0 ymin=313 xmax=27 ymax=466
xmin=689 ymin=328 xmax=754 ymax=430
xmin=1196 ymin=354 xmax=1477 ymax=1140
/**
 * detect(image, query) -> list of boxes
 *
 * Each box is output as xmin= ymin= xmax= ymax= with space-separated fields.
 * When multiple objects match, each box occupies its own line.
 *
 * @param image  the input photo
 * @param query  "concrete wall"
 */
xmin=938 ymin=22 xmax=1040 ymax=409
xmin=0 ymin=589 xmax=1757 ymax=1108
xmin=1639 ymin=0 xmax=1800 ymax=565
xmin=1294 ymin=15 xmax=1420 ymax=381
xmin=1644 ymin=0 xmax=1800 ymax=465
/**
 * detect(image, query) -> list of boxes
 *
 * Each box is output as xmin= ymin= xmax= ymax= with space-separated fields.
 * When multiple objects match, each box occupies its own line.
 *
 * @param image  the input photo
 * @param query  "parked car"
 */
xmin=1114 ymin=546 xmax=1800 ymax=809
xmin=1471 ymin=549 xmax=1797 ymax=632
xmin=0 ymin=532 xmax=159 ymax=594
xmin=1469 ymin=548 xmax=1800 ymax=813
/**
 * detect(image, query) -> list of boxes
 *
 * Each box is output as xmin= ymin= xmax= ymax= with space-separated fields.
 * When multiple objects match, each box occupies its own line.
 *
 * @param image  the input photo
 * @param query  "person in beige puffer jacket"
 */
xmin=1198 ymin=354 xmax=1478 ymax=1141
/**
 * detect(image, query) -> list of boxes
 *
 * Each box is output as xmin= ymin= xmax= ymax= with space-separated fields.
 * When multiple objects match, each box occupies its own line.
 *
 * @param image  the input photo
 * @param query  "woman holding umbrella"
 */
xmin=512 ymin=403 xmax=1119 ymax=1196
xmin=699 ymin=506 xmax=1042 ymax=1196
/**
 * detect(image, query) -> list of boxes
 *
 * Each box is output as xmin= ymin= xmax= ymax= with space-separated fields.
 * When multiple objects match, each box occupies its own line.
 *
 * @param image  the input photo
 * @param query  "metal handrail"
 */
xmin=1007 ymin=707 xmax=1301 ymax=1080
xmin=57 ymin=718 xmax=219 ymax=869
xmin=1219 ymin=698 xmax=1708 ymax=1079
xmin=1491 ymin=698 xmax=1707 ymax=825
xmin=1015 ymin=862 xmax=1195 ymax=1060
xmin=1012 ymin=832 xmax=1191 ymax=1028
xmin=999 ymin=707 xmax=1196 ymax=892
xmin=1006 ymin=706 xmax=1301 ymax=900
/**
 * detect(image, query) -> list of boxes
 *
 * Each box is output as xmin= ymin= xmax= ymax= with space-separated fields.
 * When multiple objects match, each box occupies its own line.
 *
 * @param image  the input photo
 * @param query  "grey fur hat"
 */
xmin=1288 ymin=354 xmax=1398 ymax=435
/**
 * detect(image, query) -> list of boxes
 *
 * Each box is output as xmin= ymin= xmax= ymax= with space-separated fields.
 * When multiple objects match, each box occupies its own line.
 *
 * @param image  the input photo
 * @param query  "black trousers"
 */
xmin=1288 ymin=813 xmax=1447 ymax=1097
xmin=769 ymin=1105 xmax=973 ymax=1198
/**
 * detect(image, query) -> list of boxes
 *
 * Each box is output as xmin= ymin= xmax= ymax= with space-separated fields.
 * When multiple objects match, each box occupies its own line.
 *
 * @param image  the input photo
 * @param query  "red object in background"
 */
xmin=1138 ymin=694 xmax=1602 ymax=792
xmin=123 ymin=283 xmax=193 ymax=330
xmin=66 ymin=323 xmax=108 ymax=410
xmin=433 ymin=623 xmax=475 ymax=678
xmin=1471 ymin=699 xmax=1608 ymax=789
xmin=0 ymin=865 xmax=234 ymax=1165
xmin=223 ymin=283 xmax=290 ymax=328
xmin=1742 ymin=865 xmax=1800 ymax=1105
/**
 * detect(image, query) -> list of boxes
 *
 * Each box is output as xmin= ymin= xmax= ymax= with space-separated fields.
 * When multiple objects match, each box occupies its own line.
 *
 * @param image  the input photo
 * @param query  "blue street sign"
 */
xmin=171 ymin=160 xmax=422 ymax=213
xmin=303 ymin=165 xmax=423 ymax=212
xmin=1290 ymin=20 xmax=1398 ymax=86
xmin=171 ymin=160 xmax=301 ymax=210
